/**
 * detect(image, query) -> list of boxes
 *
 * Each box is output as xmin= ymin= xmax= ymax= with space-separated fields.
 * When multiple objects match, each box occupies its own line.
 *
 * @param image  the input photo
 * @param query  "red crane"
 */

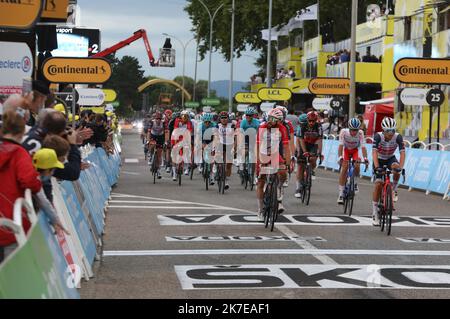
xmin=91 ymin=29 xmax=158 ymax=66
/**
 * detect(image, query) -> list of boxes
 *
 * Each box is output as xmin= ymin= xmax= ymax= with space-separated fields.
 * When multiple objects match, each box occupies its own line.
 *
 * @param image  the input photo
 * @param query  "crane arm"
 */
xmin=91 ymin=29 xmax=157 ymax=66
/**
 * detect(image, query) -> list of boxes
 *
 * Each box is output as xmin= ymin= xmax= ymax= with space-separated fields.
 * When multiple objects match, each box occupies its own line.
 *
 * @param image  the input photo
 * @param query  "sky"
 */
xmin=76 ymin=0 xmax=259 ymax=83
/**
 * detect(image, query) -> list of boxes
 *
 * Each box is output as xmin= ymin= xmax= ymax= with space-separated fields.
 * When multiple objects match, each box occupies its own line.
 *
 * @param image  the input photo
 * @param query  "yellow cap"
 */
xmin=106 ymin=111 xmax=113 ymax=117
xmin=33 ymin=148 xmax=65 ymax=170
xmin=54 ymin=104 xmax=66 ymax=114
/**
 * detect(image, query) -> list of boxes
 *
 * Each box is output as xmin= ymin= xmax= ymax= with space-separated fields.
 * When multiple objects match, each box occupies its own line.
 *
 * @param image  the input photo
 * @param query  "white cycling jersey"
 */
xmin=217 ymin=123 xmax=236 ymax=145
xmin=339 ymin=128 xmax=365 ymax=150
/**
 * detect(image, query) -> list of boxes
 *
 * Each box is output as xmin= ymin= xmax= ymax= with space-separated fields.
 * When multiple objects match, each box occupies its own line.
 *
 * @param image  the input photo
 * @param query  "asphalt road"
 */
xmin=81 ymin=129 xmax=450 ymax=299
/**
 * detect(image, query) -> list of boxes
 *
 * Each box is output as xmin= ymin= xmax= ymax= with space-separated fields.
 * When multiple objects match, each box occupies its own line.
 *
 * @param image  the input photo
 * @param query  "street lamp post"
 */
xmin=197 ymin=0 xmax=225 ymax=98
xmin=228 ymin=0 xmax=235 ymax=113
xmin=163 ymin=33 xmax=195 ymax=108
xmin=349 ymin=0 xmax=358 ymax=118
xmin=267 ymin=0 xmax=273 ymax=88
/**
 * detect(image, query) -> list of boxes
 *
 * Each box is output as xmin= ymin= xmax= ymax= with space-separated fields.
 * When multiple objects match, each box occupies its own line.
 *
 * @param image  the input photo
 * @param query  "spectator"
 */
xmin=42 ymin=135 xmax=70 ymax=201
xmin=0 ymin=109 xmax=41 ymax=262
xmin=288 ymin=67 xmax=296 ymax=79
xmin=24 ymin=80 xmax=50 ymax=127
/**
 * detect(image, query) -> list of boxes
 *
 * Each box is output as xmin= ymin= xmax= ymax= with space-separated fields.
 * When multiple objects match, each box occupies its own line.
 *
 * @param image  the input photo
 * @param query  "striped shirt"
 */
xmin=373 ymin=132 xmax=405 ymax=160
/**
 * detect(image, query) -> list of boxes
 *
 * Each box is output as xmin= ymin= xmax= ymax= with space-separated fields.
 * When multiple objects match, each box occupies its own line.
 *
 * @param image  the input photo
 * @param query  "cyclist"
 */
xmin=337 ymin=118 xmax=369 ymax=204
xmin=200 ymin=113 xmax=217 ymax=185
xmin=146 ymin=111 xmax=166 ymax=179
xmin=214 ymin=111 xmax=237 ymax=190
xmin=371 ymin=117 xmax=405 ymax=226
xmin=163 ymin=110 xmax=173 ymax=173
xmin=256 ymin=108 xmax=291 ymax=218
xmin=171 ymin=110 xmax=194 ymax=180
xmin=238 ymin=107 xmax=261 ymax=183
xmin=276 ymin=106 xmax=295 ymax=187
xmin=295 ymin=111 xmax=323 ymax=198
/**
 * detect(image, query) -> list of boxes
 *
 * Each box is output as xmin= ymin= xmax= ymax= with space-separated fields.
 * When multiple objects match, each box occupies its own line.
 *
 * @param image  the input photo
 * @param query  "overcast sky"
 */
xmin=77 ymin=0 xmax=259 ymax=82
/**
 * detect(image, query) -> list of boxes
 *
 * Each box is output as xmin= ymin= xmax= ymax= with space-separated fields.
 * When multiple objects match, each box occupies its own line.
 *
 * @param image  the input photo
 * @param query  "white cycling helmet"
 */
xmin=381 ymin=117 xmax=397 ymax=131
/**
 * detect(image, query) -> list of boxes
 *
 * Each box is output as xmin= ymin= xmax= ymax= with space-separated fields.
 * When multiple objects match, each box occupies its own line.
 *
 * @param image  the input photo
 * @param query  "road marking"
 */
xmin=109 ymin=206 xmax=249 ymax=210
xmin=124 ymin=158 xmax=139 ymax=163
xmin=109 ymin=201 xmax=195 ymax=204
xmin=175 ymin=264 xmax=450 ymax=290
xmin=158 ymin=214 xmax=450 ymax=228
xmin=121 ymin=171 xmax=140 ymax=175
xmin=103 ymin=249 xmax=450 ymax=257
xmin=165 ymin=235 xmax=326 ymax=242
xmin=397 ymin=238 xmax=450 ymax=244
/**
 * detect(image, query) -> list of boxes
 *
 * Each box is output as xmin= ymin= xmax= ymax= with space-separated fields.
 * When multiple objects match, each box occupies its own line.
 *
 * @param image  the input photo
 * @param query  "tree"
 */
xmin=185 ymin=0 xmax=387 ymax=77
xmin=104 ymin=55 xmax=146 ymax=116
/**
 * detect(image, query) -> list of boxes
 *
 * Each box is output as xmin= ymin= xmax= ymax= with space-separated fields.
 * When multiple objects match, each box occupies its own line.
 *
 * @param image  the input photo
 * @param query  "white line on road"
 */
xmin=108 ymin=206 xmax=248 ymax=210
xmin=109 ymin=200 xmax=191 ymax=204
xmin=121 ymin=171 xmax=140 ymax=175
xmin=124 ymin=159 xmax=139 ymax=163
xmin=103 ymin=249 xmax=450 ymax=257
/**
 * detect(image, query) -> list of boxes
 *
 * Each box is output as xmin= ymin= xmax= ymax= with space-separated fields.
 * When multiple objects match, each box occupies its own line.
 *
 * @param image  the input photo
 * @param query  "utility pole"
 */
xmin=266 ymin=0 xmax=273 ymax=88
xmin=228 ymin=0 xmax=235 ymax=113
xmin=349 ymin=0 xmax=358 ymax=118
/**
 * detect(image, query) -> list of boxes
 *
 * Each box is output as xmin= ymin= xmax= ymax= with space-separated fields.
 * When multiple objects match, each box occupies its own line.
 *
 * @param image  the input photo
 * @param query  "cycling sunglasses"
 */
xmin=268 ymin=116 xmax=279 ymax=123
xmin=383 ymin=129 xmax=396 ymax=134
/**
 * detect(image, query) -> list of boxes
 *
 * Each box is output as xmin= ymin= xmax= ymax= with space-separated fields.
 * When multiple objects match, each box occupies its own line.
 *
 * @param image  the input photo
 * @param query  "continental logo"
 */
xmin=257 ymin=88 xmax=292 ymax=101
xmin=0 ymin=0 xmax=43 ymax=29
xmin=308 ymin=78 xmax=350 ymax=95
xmin=394 ymin=58 xmax=450 ymax=85
xmin=43 ymin=58 xmax=112 ymax=84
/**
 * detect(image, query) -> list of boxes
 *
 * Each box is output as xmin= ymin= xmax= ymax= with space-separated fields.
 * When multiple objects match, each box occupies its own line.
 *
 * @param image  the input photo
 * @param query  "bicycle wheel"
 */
xmin=343 ymin=189 xmax=349 ymax=215
xmin=304 ymin=165 xmax=312 ymax=206
xmin=190 ymin=164 xmax=194 ymax=180
xmin=178 ymin=163 xmax=182 ymax=186
xmin=347 ymin=176 xmax=355 ymax=217
xmin=270 ymin=177 xmax=279 ymax=232
xmin=263 ymin=182 xmax=272 ymax=229
xmin=204 ymin=164 xmax=210 ymax=191
xmin=217 ymin=164 xmax=224 ymax=194
xmin=385 ymin=184 xmax=393 ymax=236
xmin=380 ymin=202 xmax=386 ymax=232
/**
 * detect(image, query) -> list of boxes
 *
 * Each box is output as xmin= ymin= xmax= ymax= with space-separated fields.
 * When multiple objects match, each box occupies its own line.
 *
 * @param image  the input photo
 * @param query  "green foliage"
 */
xmin=185 ymin=0 xmax=385 ymax=74
xmin=104 ymin=56 xmax=146 ymax=116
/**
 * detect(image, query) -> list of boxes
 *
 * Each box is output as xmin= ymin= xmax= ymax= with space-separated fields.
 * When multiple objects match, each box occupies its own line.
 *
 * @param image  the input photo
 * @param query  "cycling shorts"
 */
xmin=343 ymin=148 xmax=360 ymax=161
xmin=151 ymin=134 xmax=165 ymax=147
xmin=374 ymin=156 xmax=399 ymax=180
xmin=298 ymin=144 xmax=318 ymax=163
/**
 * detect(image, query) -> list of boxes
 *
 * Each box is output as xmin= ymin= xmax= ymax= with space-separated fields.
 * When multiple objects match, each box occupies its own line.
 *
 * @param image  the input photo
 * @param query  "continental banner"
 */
xmin=42 ymin=57 xmax=112 ymax=84
xmin=0 ymin=0 xmax=43 ymax=30
xmin=308 ymin=78 xmax=350 ymax=95
xmin=394 ymin=58 xmax=450 ymax=85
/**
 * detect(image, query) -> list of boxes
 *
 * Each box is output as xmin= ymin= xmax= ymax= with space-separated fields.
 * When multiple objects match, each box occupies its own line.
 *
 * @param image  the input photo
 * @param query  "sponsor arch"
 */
xmin=138 ymin=78 xmax=191 ymax=101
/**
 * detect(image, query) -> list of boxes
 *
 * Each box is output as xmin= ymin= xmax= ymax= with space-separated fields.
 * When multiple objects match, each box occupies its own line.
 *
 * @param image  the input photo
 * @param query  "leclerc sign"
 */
xmin=0 ymin=0 xmax=43 ymax=30
xmin=0 ymin=42 xmax=33 ymax=95
xmin=42 ymin=57 xmax=112 ymax=84
xmin=394 ymin=58 xmax=450 ymax=85
xmin=257 ymin=88 xmax=292 ymax=101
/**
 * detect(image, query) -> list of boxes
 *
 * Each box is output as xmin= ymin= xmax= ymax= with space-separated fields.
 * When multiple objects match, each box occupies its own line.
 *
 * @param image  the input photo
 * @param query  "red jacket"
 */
xmin=0 ymin=138 xmax=42 ymax=246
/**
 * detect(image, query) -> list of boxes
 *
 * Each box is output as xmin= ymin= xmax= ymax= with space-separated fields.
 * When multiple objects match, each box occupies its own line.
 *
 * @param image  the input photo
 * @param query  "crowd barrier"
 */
xmin=0 ymin=134 xmax=122 ymax=299
xmin=321 ymin=139 xmax=450 ymax=200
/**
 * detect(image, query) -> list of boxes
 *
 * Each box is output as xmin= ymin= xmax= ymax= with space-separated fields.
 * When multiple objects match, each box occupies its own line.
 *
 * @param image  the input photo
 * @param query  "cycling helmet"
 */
xmin=276 ymin=106 xmax=288 ymax=120
xmin=181 ymin=110 xmax=189 ymax=117
xmin=154 ymin=111 xmax=162 ymax=119
xmin=173 ymin=112 xmax=180 ymax=119
xmin=268 ymin=108 xmax=284 ymax=121
xmin=219 ymin=111 xmax=229 ymax=119
xmin=164 ymin=109 xmax=173 ymax=117
xmin=307 ymin=111 xmax=318 ymax=122
xmin=189 ymin=112 xmax=195 ymax=119
xmin=202 ymin=113 xmax=213 ymax=122
xmin=299 ymin=114 xmax=308 ymax=124
xmin=381 ymin=117 xmax=397 ymax=131
xmin=348 ymin=118 xmax=361 ymax=130
xmin=245 ymin=107 xmax=257 ymax=116
xmin=229 ymin=112 xmax=236 ymax=120
xmin=262 ymin=112 xmax=268 ymax=122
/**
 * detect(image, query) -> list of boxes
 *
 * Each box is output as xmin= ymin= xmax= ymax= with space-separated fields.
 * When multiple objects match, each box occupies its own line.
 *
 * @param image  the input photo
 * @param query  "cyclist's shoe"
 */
xmin=337 ymin=195 xmax=344 ymax=205
xmin=283 ymin=180 xmax=289 ymax=188
xmin=372 ymin=213 xmax=380 ymax=227
xmin=209 ymin=178 xmax=215 ymax=186
xmin=354 ymin=184 xmax=359 ymax=193
xmin=224 ymin=183 xmax=230 ymax=190
xmin=165 ymin=167 xmax=171 ymax=174
xmin=278 ymin=203 xmax=285 ymax=215
xmin=212 ymin=165 xmax=217 ymax=174
xmin=257 ymin=209 xmax=264 ymax=221
xmin=184 ymin=169 xmax=190 ymax=176
xmin=157 ymin=171 xmax=162 ymax=179
xmin=393 ymin=191 xmax=398 ymax=202
xmin=278 ymin=188 xmax=284 ymax=201
xmin=198 ymin=166 xmax=203 ymax=174
xmin=294 ymin=189 xmax=302 ymax=198
xmin=311 ymin=170 xmax=317 ymax=180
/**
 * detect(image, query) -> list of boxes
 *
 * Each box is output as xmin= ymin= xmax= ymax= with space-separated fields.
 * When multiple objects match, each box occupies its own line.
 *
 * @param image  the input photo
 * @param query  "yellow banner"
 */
xmin=308 ymin=78 xmax=350 ymax=95
xmin=234 ymin=92 xmax=261 ymax=104
xmin=0 ymin=0 xmax=42 ymax=29
xmin=394 ymin=58 xmax=450 ymax=85
xmin=41 ymin=0 xmax=69 ymax=19
xmin=257 ymin=88 xmax=292 ymax=101
xmin=43 ymin=58 xmax=112 ymax=84
xmin=102 ymin=89 xmax=117 ymax=102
